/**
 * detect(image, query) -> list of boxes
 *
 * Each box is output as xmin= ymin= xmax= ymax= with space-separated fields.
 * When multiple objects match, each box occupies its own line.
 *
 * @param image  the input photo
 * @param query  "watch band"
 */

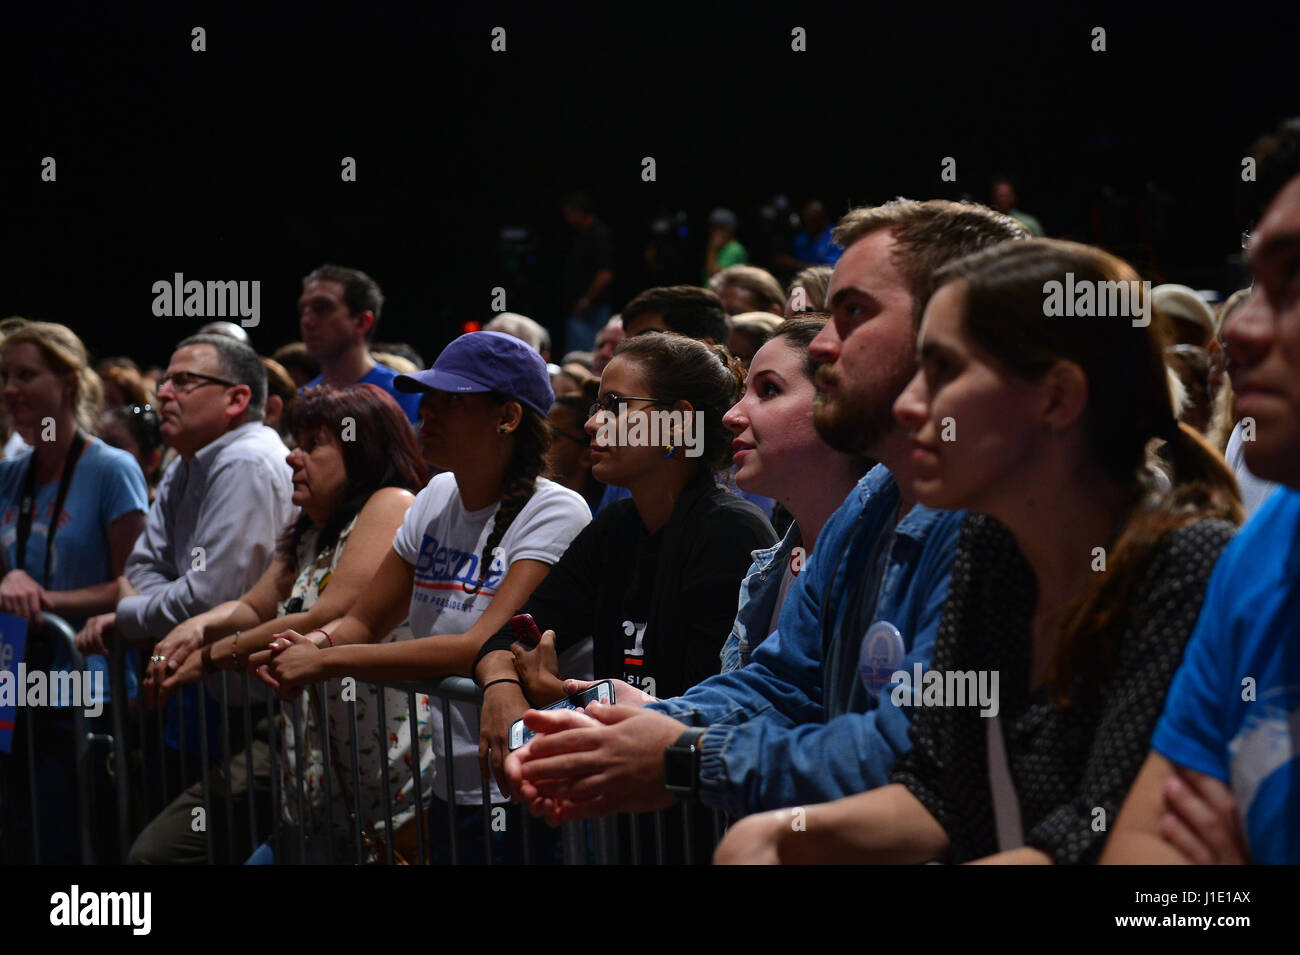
xmin=663 ymin=727 xmax=707 ymax=797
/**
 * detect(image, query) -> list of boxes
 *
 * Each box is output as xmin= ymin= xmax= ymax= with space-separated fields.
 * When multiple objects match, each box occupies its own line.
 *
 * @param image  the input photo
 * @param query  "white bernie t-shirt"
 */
xmin=392 ymin=472 xmax=592 ymax=804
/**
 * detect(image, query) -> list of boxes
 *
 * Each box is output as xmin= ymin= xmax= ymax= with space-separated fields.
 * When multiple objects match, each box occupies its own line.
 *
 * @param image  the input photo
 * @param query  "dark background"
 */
xmin=1 ymin=1 xmax=1294 ymax=368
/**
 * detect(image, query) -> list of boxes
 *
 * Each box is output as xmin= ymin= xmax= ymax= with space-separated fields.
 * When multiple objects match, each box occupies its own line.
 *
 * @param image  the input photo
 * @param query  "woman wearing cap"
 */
xmin=252 ymin=331 xmax=592 ymax=863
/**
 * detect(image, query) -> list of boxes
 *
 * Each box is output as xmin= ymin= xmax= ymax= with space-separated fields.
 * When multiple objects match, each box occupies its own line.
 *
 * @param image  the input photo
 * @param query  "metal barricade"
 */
xmin=46 ymin=643 xmax=731 ymax=864
xmin=247 ymin=675 xmax=731 ymax=865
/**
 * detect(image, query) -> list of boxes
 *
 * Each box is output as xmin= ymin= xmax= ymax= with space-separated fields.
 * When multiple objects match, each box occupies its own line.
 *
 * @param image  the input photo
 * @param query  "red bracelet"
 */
xmin=307 ymin=628 xmax=334 ymax=647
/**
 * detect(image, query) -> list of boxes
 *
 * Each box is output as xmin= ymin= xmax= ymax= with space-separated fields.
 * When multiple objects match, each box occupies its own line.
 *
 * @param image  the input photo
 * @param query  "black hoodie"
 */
xmin=482 ymin=470 xmax=776 ymax=698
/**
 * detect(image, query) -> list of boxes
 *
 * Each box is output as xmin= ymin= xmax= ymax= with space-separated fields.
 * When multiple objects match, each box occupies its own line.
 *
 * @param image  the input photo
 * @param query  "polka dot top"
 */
xmin=890 ymin=512 xmax=1236 ymax=864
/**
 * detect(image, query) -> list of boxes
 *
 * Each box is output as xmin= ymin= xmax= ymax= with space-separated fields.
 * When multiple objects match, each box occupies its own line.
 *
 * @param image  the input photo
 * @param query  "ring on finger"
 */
xmin=150 ymin=655 xmax=168 ymax=663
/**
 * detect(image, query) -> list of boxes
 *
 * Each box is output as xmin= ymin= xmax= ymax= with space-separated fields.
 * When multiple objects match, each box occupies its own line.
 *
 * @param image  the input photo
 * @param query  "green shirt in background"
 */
xmin=705 ymin=239 xmax=748 ymax=283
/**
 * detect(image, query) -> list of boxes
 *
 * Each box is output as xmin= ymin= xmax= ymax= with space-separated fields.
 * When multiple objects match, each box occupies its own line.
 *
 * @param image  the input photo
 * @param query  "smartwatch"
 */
xmin=663 ymin=727 xmax=707 ymax=797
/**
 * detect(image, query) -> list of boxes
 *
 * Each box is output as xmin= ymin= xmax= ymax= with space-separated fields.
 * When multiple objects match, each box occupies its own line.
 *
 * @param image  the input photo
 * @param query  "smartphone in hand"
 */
xmin=508 ymin=680 xmax=615 ymax=750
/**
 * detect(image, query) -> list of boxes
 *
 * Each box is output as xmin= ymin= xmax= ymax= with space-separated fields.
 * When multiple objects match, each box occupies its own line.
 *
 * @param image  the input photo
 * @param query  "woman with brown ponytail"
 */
xmin=482 ymin=331 xmax=776 ymax=713
xmin=716 ymin=238 xmax=1243 ymax=865
xmin=477 ymin=332 xmax=776 ymax=860
xmin=251 ymin=332 xmax=591 ymax=862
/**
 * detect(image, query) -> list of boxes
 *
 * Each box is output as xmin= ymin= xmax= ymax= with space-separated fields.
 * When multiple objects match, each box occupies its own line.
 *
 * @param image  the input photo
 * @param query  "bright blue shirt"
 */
xmin=1151 ymin=487 xmax=1300 ymax=864
xmin=649 ymin=466 xmax=963 ymax=816
xmin=0 ymin=439 xmax=148 ymax=704
xmin=304 ymin=362 xmax=422 ymax=425
xmin=792 ymin=227 xmax=842 ymax=266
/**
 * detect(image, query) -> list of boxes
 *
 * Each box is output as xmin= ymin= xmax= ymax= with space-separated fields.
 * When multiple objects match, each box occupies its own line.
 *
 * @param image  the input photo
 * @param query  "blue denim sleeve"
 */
xmin=718 ymin=629 xmax=742 ymax=675
xmin=718 ymin=565 xmax=764 ymax=674
xmin=691 ymin=531 xmax=955 ymax=817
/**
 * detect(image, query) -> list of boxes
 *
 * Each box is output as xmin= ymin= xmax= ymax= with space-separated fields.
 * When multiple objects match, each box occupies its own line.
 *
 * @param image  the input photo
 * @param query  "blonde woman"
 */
xmin=0 ymin=321 xmax=148 ymax=863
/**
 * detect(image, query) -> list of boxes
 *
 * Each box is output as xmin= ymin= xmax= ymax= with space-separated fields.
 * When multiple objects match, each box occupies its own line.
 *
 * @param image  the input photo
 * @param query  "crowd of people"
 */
xmin=0 ymin=116 xmax=1297 ymax=866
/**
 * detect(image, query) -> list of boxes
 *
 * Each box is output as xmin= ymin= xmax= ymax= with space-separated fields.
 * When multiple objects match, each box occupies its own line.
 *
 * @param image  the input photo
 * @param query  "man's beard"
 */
xmin=812 ymin=364 xmax=911 ymax=457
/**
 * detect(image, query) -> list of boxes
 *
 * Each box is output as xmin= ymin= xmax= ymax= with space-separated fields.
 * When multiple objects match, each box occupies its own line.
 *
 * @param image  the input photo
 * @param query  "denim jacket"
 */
xmin=719 ymin=523 xmax=803 ymax=673
xmin=648 ymin=465 xmax=964 ymax=817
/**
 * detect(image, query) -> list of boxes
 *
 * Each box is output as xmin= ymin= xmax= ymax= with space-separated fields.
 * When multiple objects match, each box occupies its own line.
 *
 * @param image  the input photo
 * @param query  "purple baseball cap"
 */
xmin=394 ymin=330 xmax=554 ymax=418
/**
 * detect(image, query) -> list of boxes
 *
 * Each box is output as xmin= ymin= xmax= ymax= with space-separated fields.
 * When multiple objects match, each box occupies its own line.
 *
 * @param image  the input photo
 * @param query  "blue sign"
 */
xmin=0 ymin=612 xmax=30 ymax=753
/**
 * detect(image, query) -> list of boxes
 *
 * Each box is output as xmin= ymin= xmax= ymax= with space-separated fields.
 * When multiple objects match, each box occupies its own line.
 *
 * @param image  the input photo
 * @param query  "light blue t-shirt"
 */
xmin=304 ymin=362 xmax=423 ymax=425
xmin=0 ymin=439 xmax=149 ymax=703
xmin=1151 ymin=487 xmax=1300 ymax=864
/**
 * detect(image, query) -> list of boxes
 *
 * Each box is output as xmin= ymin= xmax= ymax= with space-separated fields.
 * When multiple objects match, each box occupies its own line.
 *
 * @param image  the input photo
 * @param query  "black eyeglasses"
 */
xmin=587 ymin=392 xmax=672 ymax=419
xmin=158 ymin=370 xmax=239 ymax=393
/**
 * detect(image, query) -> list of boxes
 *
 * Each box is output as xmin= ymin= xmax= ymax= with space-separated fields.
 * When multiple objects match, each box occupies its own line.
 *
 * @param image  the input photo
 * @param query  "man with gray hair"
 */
xmin=80 ymin=333 xmax=294 ymax=863
xmin=484 ymin=312 xmax=551 ymax=360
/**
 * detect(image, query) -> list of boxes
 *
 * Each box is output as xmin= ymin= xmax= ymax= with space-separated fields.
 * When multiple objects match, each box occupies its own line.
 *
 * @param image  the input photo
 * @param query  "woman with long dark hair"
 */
xmin=492 ymin=331 xmax=777 ymax=714
xmin=475 ymin=331 xmax=776 ymax=862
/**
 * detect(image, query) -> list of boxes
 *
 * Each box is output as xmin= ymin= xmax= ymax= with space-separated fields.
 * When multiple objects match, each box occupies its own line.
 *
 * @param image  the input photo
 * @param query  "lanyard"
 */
xmin=15 ymin=429 xmax=88 ymax=586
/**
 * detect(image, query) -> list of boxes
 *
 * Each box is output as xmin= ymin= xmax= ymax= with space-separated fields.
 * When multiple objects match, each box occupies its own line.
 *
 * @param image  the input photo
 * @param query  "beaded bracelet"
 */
xmin=307 ymin=628 xmax=335 ymax=648
xmin=232 ymin=630 xmax=241 ymax=666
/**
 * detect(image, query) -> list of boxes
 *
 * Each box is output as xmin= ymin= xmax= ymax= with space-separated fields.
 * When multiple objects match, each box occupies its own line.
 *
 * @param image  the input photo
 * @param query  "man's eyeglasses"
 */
xmin=587 ymin=392 xmax=672 ymax=419
xmin=158 ymin=371 xmax=239 ymax=393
